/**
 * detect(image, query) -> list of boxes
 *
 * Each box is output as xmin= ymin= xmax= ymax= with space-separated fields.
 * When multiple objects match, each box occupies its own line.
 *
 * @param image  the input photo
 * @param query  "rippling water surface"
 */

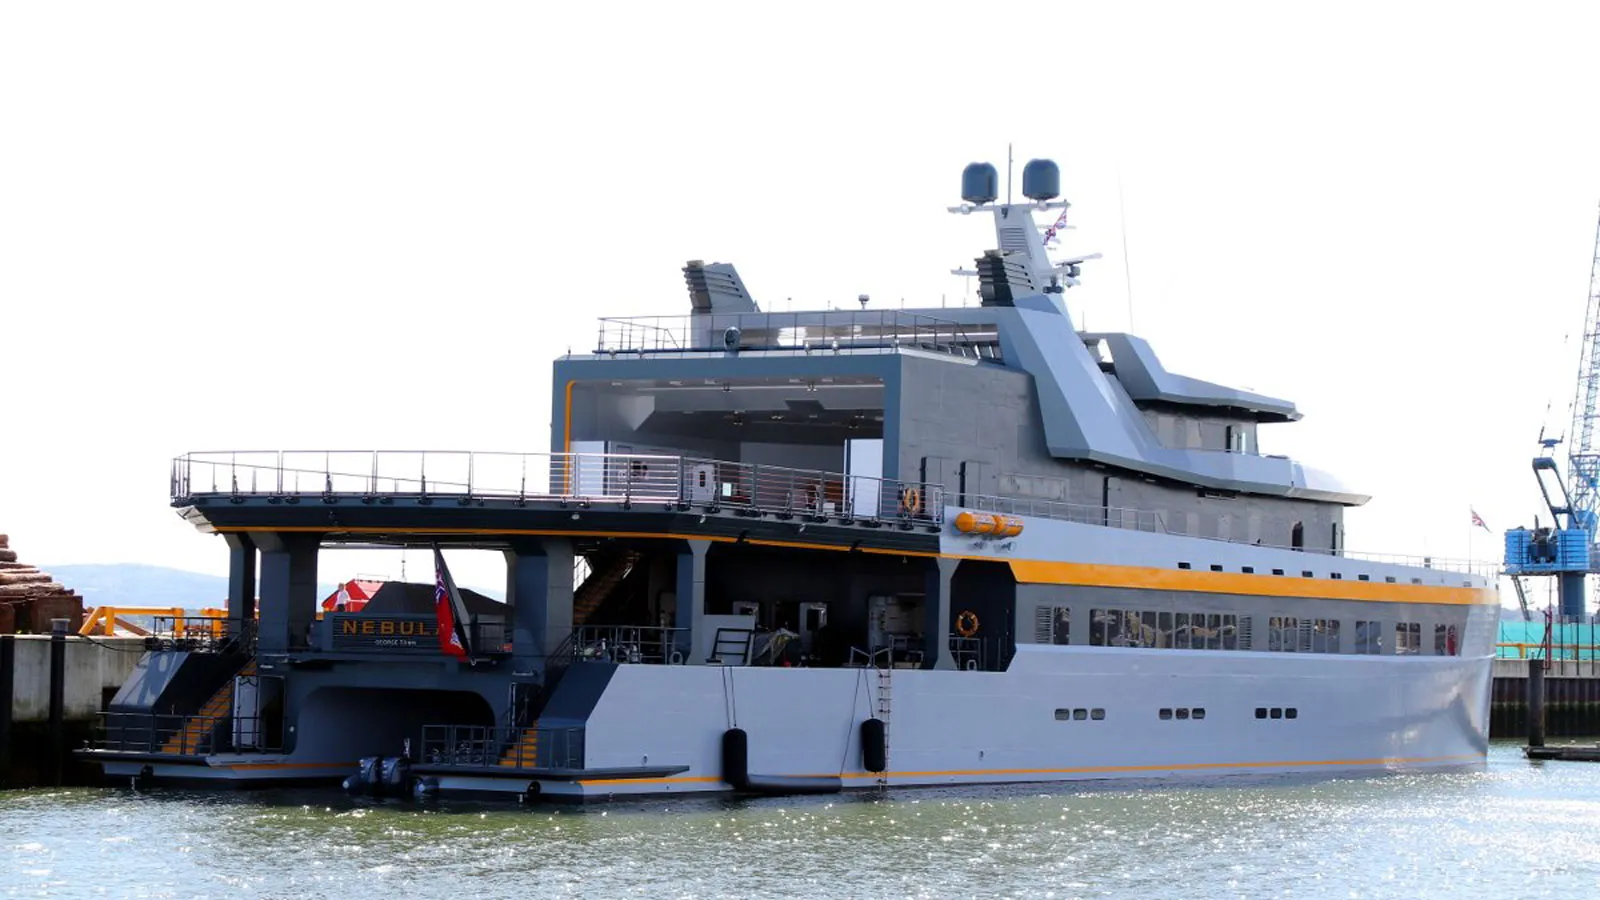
xmin=4 ymin=743 xmax=1600 ymax=898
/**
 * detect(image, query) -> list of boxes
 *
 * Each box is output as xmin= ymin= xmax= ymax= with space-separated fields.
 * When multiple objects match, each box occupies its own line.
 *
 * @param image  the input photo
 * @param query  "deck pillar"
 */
xmin=505 ymin=540 xmax=574 ymax=675
xmin=255 ymin=533 xmax=320 ymax=656
xmin=923 ymin=556 xmax=959 ymax=670
xmin=675 ymin=540 xmax=710 ymax=663
xmin=224 ymin=533 xmax=257 ymax=637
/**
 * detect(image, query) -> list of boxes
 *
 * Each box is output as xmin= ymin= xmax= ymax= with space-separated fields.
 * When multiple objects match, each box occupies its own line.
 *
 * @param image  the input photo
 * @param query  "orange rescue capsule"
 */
xmin=954 ymin=511 xmax=1000 ymax=535
xmin=997 ymin=515 xmax=1024 ymax=537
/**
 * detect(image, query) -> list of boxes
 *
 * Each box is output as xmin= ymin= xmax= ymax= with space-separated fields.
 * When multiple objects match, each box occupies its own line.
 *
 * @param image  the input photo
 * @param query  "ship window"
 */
xmin=1193 ymin=708 xmax=1206 ymax=720
xmin=1242 ymin=566 xmax=1255 ymax=574
xmin=1395 ymin=622 xmax=1422 ymax=655
xmin=1272 ymin=568 xmax=1285 ymax=576
xmin=1301 ymin=570 xmax=1314 ymax=578
xmin=1292 ymin=522 xmax=1304 ymax=550
xmin=1209 ymin=564 xmax=1224 ymax=572
xmin=1051 ymin=606 xmax=1071 ymax=646
xmin=1089 ymin=609 xmax=1110 ymax=646
xmin=1074 ymin=708 xmax=1088 ymax=720
xmin=1355 ymin=620 xmax=1384 ymax=655
xmin=1312 ymin=619 xmax=1341 ymax=654
xmin=1175 ymin=708 xmax=1190 ymax=720
xmin=1330 ymin=572 xmax=1343 ymax=580
xmin=1286 ymin=708 xmax=1298 ymax=719
xmin=1435 ymin=624 xmax=1460 ymax=656
xmin=1055 ymin=709 xmax=1072 ymax=721
xmin=1269 ymin=617 xmax=1300 ymax=652
xmin=1221 ymin=614 xmax=1239 ymax=651
xmin=1090 ymin=708 xmax=1105 ymax=720
xmin=1385 ymin=576 xmax=1397 ymax=584
xmin=1255 ymin=707 xmax=1268 ymax=719
xmin=1270 ymin=708 xmax=1283 ymax=719
xmin=1158 ymin=612 xmax=1174 ymax=647
xmin=1358 ymin=574 xmax=1370 ymax=582
xmin=1159 ymin=708 xmax=1173 ymax=720
xmin=1178 ymin=562 xmax=1192 ymax=570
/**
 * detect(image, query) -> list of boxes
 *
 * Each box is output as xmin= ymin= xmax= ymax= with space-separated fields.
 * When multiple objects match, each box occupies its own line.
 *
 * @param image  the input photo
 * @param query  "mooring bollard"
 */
xmin=50 ymin=619 xmax=67 ymax=786
xmin=1528 ymin=655 xmax=1547 ymax=748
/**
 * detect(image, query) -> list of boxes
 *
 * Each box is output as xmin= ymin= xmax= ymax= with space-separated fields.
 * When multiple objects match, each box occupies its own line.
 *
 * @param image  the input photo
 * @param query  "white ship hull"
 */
xmin=532 ymin=646 xmax=1490 ymax=801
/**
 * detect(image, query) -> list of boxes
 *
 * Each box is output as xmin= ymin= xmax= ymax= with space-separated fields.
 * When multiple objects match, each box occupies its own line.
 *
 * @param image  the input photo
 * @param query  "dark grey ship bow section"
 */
xmin=950 ymin=295 xmax=1365 ymax=505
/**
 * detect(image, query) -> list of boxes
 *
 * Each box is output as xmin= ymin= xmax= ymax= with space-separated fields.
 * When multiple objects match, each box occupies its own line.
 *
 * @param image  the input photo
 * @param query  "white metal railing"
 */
xmin=960 ymin=491 xmax=1494 ymax=577
xmin=964 ymin=494 xmax=1164 ymax=534
xmin=170 ymin=451 xmax=945 ymax=524
xmin=593 ymin=310 xmax=999 ymax=360
xmin=170 ymin=452 xmax=1494 ymax=576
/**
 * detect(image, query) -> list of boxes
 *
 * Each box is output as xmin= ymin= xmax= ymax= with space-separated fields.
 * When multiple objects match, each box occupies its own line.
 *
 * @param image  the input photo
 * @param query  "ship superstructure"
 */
xmin=84 ymin=159 xmax=1498 ymax=799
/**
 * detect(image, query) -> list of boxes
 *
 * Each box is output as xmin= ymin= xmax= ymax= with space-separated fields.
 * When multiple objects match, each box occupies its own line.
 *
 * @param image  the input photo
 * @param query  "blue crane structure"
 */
xmin=1505 ymin=204 xmax=1600 ymax=620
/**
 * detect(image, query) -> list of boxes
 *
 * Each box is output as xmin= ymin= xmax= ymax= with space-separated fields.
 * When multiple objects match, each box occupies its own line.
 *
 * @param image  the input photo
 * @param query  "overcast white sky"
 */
xmin=4 ymin=2 xmax=1600 ymax=602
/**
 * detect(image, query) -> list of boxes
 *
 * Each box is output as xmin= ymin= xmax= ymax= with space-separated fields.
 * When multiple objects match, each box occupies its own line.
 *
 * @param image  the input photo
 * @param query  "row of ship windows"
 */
xmin=1053 ymin=707 xmax=1297 ymax=722
xmin=1036 ymin=607 xmax=1462 ymax=656
xmin=1175 ymin=561 xmax=1430 ymax=585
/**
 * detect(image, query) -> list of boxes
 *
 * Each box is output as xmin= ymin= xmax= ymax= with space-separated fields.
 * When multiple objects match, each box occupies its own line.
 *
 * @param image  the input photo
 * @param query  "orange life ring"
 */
xmin=955 ymin=610 xmax=980 ymax=638
xmin=901 ymin=487 xmax=922 ymax=515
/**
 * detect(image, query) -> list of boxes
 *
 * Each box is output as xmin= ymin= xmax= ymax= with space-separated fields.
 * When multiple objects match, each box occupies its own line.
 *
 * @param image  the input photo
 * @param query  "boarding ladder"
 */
xmin=875 ymin=664 xmax=892 ymax=791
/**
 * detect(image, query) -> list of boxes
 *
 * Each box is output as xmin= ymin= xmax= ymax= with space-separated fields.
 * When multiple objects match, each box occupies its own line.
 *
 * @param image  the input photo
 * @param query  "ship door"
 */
xmin=234 ymin=673 xmax=285 ymax=752
xmin=798 ymin=602 xmax=828 ymax=653
xmin=1102 ymin=476 xmax=1124 ymax=526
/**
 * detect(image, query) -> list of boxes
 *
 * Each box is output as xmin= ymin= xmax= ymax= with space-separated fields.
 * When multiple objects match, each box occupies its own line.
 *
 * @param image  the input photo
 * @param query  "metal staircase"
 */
xmin=572 ymin=549 xmax=641 ymax=626
xmin=161 ymin=660 xmax=256 ymax=755
xmin=499 ymin=722 xmax=540 ymax=768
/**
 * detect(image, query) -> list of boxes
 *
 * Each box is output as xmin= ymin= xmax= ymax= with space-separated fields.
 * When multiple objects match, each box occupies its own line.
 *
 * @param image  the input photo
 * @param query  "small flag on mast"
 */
xmin=433 ymin=546 xmax=474 ymax=662
xmin=1471 ymin=509 xmax=1490 ymax=533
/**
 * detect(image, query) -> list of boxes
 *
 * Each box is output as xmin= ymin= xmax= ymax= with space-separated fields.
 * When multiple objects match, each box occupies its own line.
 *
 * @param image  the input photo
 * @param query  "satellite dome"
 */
xmin=961 ymin=163 xmax=998 ymax=205
xmin=1022 ymin=159 xmax=1060 ymax=201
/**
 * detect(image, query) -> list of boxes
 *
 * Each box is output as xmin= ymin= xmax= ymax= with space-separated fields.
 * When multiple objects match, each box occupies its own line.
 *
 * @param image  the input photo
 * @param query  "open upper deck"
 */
xmin=169 ymin=451 xmax=1492 ymax=579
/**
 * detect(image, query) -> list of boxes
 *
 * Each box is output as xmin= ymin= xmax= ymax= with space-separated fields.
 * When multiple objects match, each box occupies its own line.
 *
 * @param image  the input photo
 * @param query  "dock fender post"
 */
xmin=721 ymin=728 xmax=749 ymax=790
xmin=860 ymin=718 xmax=887 ymax=774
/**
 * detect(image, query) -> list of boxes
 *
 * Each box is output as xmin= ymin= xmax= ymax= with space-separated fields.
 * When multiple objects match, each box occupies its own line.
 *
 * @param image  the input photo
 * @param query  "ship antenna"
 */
xmin=1119 ymin=171 xmax=1136 ymax=332
xmin=1006 ymin=143 xmax=1014 ymax=206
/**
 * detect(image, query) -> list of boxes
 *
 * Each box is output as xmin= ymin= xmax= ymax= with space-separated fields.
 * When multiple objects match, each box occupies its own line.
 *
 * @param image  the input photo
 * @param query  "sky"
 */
xmin=4 ymin=2 xmax=1600 ymax=604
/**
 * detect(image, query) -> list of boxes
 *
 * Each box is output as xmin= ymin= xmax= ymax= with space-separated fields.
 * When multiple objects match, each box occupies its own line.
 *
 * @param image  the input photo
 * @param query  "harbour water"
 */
xmin=4 ymin=742 xmax=1598 ymax=899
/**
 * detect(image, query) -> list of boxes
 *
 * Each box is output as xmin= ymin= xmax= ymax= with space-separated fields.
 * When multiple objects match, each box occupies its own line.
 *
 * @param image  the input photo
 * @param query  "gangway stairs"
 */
xmin=161 ymin=661 xmax=256 ymax=755
xmin=499 ymin=722 xmax=540 ymax=768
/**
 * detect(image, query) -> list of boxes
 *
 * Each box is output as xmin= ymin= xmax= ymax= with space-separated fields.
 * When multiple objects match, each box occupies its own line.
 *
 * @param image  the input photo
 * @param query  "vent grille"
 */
xmin=1034 ymin=606 xmax=1053 ymax=644
xmin=999 ymin=226 xmax=1030 ymax=252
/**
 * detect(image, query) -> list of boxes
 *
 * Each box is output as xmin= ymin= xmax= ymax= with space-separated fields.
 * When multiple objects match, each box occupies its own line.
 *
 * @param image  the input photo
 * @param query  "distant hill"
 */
xmin=42 ymin=564 xmax=317 ymax=611
xmin=43 ymin=563 xmax=502 ymax=611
